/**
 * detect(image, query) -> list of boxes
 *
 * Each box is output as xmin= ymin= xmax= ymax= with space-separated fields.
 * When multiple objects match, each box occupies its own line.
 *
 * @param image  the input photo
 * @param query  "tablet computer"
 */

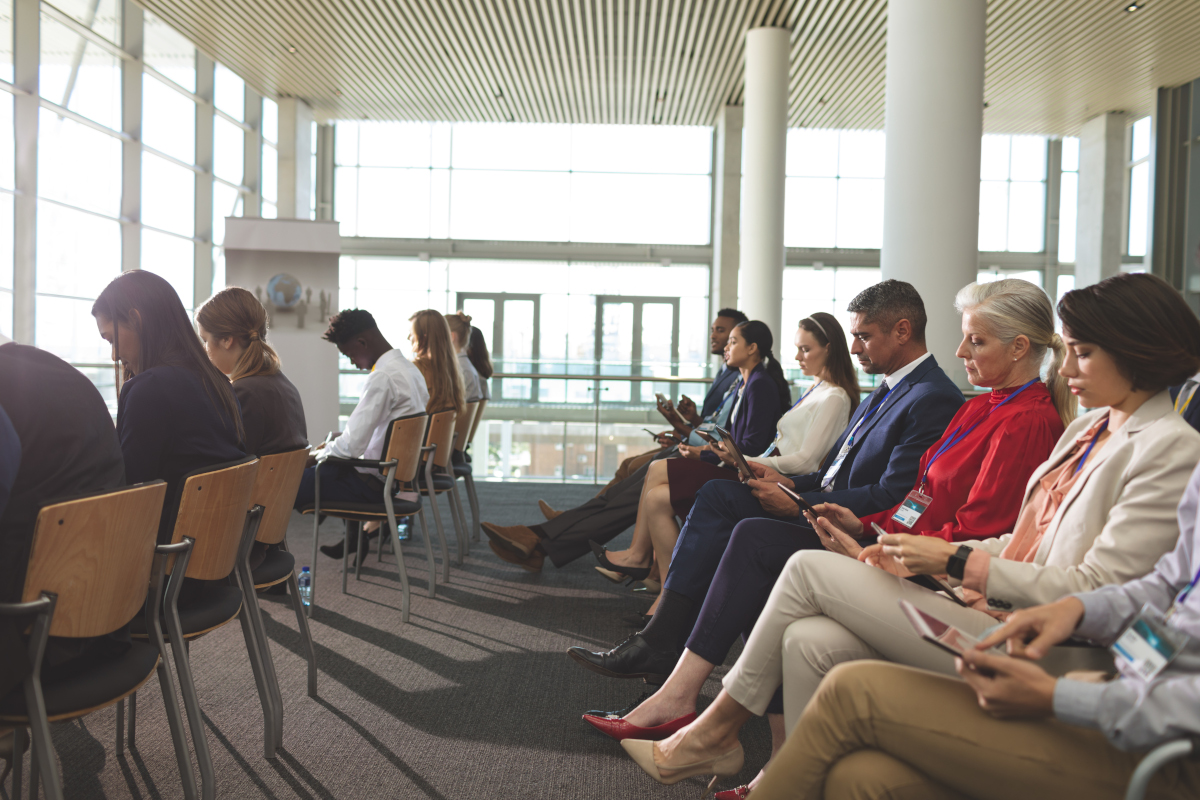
xmin=712 ymin=425 xmax=754 ymax=481
xmin=868 ymin=523 xmax=970 ymax=607
xmin=898 ymin=599 xmax=989 ymax=663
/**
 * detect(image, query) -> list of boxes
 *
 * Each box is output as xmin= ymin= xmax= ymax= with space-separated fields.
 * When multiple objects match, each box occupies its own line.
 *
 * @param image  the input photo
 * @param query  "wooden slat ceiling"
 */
xmin=135 ymin=0 xmax=1200 ymax=134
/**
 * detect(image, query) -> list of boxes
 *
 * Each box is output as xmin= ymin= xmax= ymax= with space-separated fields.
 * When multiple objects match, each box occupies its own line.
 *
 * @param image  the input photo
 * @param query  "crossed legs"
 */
xmin=602 ymin=458 xmax=681 ymax=614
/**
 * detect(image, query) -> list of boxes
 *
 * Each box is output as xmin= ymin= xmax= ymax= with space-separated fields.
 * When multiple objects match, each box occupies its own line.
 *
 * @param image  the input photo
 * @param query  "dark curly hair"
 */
xmin=323 ymin=309 xmax=378 ymax=346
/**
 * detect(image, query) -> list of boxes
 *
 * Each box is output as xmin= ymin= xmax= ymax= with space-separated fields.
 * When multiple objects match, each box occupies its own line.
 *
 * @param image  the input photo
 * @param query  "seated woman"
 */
xmin=409 ymin=309 xmax=466 ymax=418
xmin=446 ymin=311 xmax=483 ymax=404
xmin=92 ymin=270 xmax=246 ymax=545
xmin=197 ymin=286 xmax=308 ymax=567
xmin=622 ymin=273 xmax=1200 ymax=795
xmin=596 ymin=315 xmax=856 ymax=613
xmin=467 ymin=324 xmax=493 ymax=402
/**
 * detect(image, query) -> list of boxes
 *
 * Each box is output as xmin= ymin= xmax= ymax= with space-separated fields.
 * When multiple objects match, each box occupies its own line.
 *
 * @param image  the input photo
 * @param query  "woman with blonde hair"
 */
xmin=196 ymin=286 xmax=308 ymax=458
xmin=445 ymin=310 xmax=484 ymax=403
xmin=409 ymin=309 xmax=466 ymax=415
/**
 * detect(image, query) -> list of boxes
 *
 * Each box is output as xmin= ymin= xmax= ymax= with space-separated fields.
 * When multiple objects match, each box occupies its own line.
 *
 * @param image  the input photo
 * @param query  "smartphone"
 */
xmin=655 ymin=393 xmax=670 ymax=405
xmin=898 ymin=600 xmax=994 ymax=672
xmin=643 ymin=427 xmax=662 ymax=440
xmin=694 ymin=429 xmax=719 ymax=445
xmin=776 ymin=482 xmax=818 ymax=516
xmin=870 ymin=523 xmax=971 ymax=607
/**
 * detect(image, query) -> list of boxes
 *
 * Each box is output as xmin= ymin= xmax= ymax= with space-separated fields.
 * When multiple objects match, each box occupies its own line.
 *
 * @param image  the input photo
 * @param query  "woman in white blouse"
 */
xmin=597 ymin=313 xmax=858 ymax=614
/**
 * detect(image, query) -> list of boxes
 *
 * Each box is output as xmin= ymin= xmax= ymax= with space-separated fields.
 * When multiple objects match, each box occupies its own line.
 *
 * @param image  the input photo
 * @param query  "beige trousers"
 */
xmin=722 ymin=549 xmax=1104 ymax=733
xmin=746 ymin=661 xmax=1200 ymax=800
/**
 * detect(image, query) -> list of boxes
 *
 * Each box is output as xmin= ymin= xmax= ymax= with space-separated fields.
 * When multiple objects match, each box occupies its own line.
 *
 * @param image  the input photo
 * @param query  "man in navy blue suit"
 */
xmin=1170 ymin=374 xmax=1200 ymax=433
xmin=569 ymin=280 xmax=965 ymax=687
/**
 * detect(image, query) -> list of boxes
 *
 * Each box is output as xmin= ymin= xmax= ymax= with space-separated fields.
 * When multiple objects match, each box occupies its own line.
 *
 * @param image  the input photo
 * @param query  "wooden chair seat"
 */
xmin=0 ymin=642 xmax=160 ymax=723
xmin=251 ymin=548 xmax=296 ymax=589
xmin=130 ymin=583 xmax=243 ymax=640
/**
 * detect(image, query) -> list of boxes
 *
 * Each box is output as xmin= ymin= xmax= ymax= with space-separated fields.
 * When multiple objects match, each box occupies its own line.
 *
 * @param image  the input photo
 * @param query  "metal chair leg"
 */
xmin=354 ymin=520 xmax=367 ymax=582
xmin=236 ymin=588 xmax=279 ymax=759
xmin=129 ymin=692 xmax=137 ymax=748
xmin=448 ymin=481 xmax=469 ymax=564
xmin=12 ymin=726 xmax=23 ymax=800
xmin=425 ymin=491 xmax=451 ymax=585
xmin=341 ymin=520 xmax=357 ymax=594
xmin=28 ymin=734 xmax=38 ymax=800
xmin=23 ymin=670 xmax=62 ymax=800
xmin=415 ymin=508 xmax=437 ymax=598
xmin=165 ymin=619 xmax=216 ymax=800
xmin=463 ymin=472 xmax=481 ymax=543
xmin=280 ymin=541 xmax=319 ymax=698
xmin=310 ymin=465 xmax=322 ymax=617
xmin=116 ymin=697 xmax=124 ymax=754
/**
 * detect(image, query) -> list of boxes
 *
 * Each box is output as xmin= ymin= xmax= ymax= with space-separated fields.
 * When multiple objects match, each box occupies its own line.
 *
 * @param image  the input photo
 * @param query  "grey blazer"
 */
xmin=964 ymin=390 xmax=1200 ymax=610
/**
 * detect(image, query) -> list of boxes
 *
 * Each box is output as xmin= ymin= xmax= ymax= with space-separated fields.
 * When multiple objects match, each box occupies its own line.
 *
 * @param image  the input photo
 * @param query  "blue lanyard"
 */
xmin=846 ymin=379 xmax=901 ymax=447
xmin=1074 ymin=418 xmax=1109 ymax=475
xmin=918 ymin=379 xmax=1039 ymax=490
xmin=1172 ymin=565 xmax=1200 ymax=616
xmin=709 ymin=378 xmax=742 ymax=419
xmin=789 ymin=381 xmax=822 ymax=412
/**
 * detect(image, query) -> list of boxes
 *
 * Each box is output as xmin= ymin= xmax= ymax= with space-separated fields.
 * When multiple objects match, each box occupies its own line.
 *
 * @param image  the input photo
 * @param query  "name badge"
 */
xmin=891 ymin=489 xmax=933 ymax=529
xmin=820 ymin=444 xmax=852 ymax=492
xmin=1111 ymin=604 xmax=1189 ymax=682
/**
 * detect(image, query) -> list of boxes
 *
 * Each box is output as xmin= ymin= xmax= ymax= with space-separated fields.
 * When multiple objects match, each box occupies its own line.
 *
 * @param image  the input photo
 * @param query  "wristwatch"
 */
xmin=946 ymin=545 xmax=974 ymax=581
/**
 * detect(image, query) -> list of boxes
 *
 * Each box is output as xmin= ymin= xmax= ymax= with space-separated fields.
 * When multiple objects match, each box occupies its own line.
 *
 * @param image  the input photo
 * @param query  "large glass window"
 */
xmin=1059 ymin=137 xmax=1079 ymax=263
xmin=39 ymin=15 xmax=121 ymax=130
xmin=142 ymin=72 xmax=195 ymax=162
xmin=1127 ymin=116 xmax=1151 ymax=258
xmin=50 ymin=0 xmax=119 ymax=43
xmin=979 ymin=134 xmax=1047 ymax=252
xmin=143 ymin=10 xmax=194 ymax=90
xmin=334 ymin=122 xmax=712 ymax=244
xmin=0 ymin=0 xmax=13 ymax=83
xmin=784 ymin=130 xmax=885 ymax=249
xmin=261 ymin=97 xmax=277 ymax=218
xmin=0 ymin=88 xmax=13 ymax=338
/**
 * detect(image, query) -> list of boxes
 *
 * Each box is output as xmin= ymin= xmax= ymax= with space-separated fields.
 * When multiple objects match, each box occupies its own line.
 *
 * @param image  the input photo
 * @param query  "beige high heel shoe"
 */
xmin=621 ymin=738 xmax=744 ymax=796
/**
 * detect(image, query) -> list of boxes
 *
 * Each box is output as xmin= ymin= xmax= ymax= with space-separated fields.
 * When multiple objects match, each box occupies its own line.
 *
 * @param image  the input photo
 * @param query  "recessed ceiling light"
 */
xmin=287 ymin=45 xmax=298 ymax=54
xmin=1125 ymin=2 xmax=1141 ymax=11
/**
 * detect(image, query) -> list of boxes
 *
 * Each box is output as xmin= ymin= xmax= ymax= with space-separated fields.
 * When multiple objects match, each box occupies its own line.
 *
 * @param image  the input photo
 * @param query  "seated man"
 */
xmin=748 ymin=462 xmax=1200 ymax=799
xmin=294 ymin=309 xmax=429 ymax=559
xmin=482 ymin=309 xmax=747 ymax=572
xmin=0 ymin=340 xmax=126 ymax=698
xmin=569 ymin=280 xmax=964 ymax=683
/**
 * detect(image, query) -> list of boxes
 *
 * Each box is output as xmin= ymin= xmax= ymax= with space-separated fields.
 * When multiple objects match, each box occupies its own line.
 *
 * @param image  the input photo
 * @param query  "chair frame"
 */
xmin=1125 ymin=737 xmax=1197 ymax=800
xmin=462 ymin=397 xmax=487 ymax=544
xmin=450 ymin=400 xmax=481 ymax=553
xmin=416 ymin=408 xmax=466 ymax=576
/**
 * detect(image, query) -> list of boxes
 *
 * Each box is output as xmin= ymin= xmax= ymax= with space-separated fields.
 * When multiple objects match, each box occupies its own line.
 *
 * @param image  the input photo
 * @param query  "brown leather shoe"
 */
xmin=488 ymin=540 xmax=544 ymax=573
xmin=482 ymin=522 xmax=542 ymax=556
xmin=537 ymin=500 xmax=563 ymax=520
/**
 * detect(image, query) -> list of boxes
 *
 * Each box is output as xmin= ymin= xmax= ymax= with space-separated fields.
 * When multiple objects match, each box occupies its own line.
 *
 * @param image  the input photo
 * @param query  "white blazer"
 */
xmin=746 ymin=382 xmax=852 ymax=477
xmin=964 ymin=390 xmax=1200 ymax=610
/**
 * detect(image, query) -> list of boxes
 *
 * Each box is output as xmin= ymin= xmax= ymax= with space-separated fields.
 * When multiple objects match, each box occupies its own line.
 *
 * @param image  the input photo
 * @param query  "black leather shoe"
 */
xmin=566 ymin=633 xmax=678 ymax=682
xmin=584 ymin=691 xmax=649 ymax=720
xmin=319 ymin=542 xmax=345 ymax=559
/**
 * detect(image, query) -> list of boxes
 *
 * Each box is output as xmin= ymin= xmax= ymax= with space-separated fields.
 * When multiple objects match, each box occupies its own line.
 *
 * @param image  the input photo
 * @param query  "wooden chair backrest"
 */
xmin=424 ymin=408 xmax=457 ymax=469
xmin=383 ymin=412 xmax=429 ymax=485
xmin=453 ymin=401 xmax=479 ymax=452
xmin=250 ymin=449 xmax=309 ymax=545
xmin=467 ymin=398 xmax=488 ymax=445
xmin=170 ymin=457 xmax=260 ymax=580
xmin=23 ymin=481 xmax=168 ymax=638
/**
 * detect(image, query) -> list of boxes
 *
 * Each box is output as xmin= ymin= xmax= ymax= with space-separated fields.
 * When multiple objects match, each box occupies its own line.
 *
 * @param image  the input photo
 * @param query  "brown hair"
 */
xmin=196 ymin=287 xmax=282 ymax=382
xmin=409 ymin=309 xmax=465 ymax=414
xmin=446 ymin=310 xmax=473 ymax=345
xmin=467 ymin=326 xmax=493 ymax=379
xmin=1057 ymin=273 xmax=1200 ymax=393
xmin=798 ymin=312 xmax=861 ymax=416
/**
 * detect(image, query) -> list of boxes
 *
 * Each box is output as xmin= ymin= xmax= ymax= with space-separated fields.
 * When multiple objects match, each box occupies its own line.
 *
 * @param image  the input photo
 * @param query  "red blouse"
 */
xmin=860 ymin=381 xmax=1065 ymax=543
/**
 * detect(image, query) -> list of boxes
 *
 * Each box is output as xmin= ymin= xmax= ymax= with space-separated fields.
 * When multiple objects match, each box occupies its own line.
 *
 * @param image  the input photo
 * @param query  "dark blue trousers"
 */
xmin=294 ymin=462 xmax=383 ymax=509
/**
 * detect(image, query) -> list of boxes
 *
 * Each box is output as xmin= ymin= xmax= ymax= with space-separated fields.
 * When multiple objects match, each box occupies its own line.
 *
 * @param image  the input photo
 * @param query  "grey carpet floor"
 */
xmin=10 ymin=481 xmax=771 ymax=799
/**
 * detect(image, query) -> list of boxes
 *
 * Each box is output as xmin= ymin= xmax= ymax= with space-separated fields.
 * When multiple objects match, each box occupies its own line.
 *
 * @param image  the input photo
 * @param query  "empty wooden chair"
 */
xmin=449 ymin=400 xmax=480 ymax=556
xmin=297 ymin=412 xmax=431 ymax=621
xmin=462 ymin=397 xmax=488 ymax=543
xmin=0 ymin=481 xmax=201 ymax=800
xmin=416 ymin=408 xmax=465 ymax=578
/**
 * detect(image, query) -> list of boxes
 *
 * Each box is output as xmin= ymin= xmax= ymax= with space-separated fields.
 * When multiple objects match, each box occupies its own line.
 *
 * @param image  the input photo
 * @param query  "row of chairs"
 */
xmin=1 ymin=449 xmax=315 ymax=800
xmin=298 ymin=399 xmax=487 ymax=621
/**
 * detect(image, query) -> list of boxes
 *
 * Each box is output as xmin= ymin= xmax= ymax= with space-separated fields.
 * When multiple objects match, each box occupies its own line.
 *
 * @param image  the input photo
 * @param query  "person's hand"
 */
xmin=656 ymin=430 xmax=679 ymax=448
xmin=747 ymin=460 xmax=791 ymax=489
xmin=747 ymin=479 xmax=799 ymax=518
xmin=678 ymin=443 xmax=707 ymax=460
xmin=857 ymin=543 xmax=914 ymax=577
xmin=806 ymin=512 xmax=863 ymax=558
xmin=956 ymin=650 xmax=1057 ymax=718
xmin=711 ymin=440 xmax=740 ymax=468
xmin=808 ymin=502 xmax=864 ymax=537
xmin=975 ymin=597 xmax=1087 ymax=660
xmin=877 ymin=533 xmax=960 ymax=575
xmin=677 ymin=394 xmax=701 ymax=425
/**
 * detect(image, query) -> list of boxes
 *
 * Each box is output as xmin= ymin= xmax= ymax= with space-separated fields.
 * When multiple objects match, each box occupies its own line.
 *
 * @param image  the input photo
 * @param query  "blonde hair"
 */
xmin=954 ymin=279 xmax=1076 ymax=426
xmin=409 ymin=309 xmax=465 ymax=415
xmin=446 ymin=310 xmax=473 ymax=346
xmin=196 ymin=287 xmax=282 ymax=382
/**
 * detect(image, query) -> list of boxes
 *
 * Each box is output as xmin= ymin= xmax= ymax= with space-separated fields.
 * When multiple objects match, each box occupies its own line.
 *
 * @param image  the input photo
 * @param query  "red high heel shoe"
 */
xmin=582 ymin=711 xmax=697 ymax=741
xmin=714 ymin=786 xmax=751 ymax=800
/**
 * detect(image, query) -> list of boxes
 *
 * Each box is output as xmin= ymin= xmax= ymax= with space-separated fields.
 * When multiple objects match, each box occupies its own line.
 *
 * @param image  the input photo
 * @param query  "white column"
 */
xmin=1075 ymin=111 xmax=1127 ymax=287
xmin=277 ymin=99 xmax=315 ymax=219
xmin=12 ymin=0 xmax=38 ymax=344
xmin=120 ymin=0 xmax=143 ymax=274
xmin=881 ymin=0 xmax=985 ymax=390
xmin=738 ymin=27 xmax=788 ymax=341
xmin=710 ymin=104 xmax=742 ymax=323
xmin=193 ymin=54 xmax=214 ymax=303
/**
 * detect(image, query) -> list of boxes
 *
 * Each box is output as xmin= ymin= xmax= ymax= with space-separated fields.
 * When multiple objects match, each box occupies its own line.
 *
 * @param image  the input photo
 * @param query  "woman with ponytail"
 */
xmin=196 ymin=287 xmax=308 ymax=459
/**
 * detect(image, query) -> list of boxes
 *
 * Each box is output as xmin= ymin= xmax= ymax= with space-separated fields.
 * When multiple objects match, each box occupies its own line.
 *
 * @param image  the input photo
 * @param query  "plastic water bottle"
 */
xmin=297 ymin=567 xmax=312 ymax=607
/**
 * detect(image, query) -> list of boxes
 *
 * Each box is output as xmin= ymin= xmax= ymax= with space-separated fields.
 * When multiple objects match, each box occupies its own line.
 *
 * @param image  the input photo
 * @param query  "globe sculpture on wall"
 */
xmin=267 ymin=273 xmax=303 ymax=310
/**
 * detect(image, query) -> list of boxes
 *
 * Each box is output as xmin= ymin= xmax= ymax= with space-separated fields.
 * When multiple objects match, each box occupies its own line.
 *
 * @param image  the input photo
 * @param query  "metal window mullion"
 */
xmin=120 ymin=0 xmax=142 ymax=274
xmin=243 ymin=85 xmax=261 ymax=218
xmin=1043 ymin=139 xmax=1063 ymax=290
xmin=315 ymin=123 xmax=335 ymax=221
xmin=194 ymin=53 xmax=214 ymax=304
xmin=12 ymin=0 xmax=38 ymax=343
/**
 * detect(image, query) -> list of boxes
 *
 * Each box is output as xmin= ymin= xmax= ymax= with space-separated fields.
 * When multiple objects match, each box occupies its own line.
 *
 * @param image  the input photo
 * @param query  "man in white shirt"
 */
xmin=293 ymin=309 xmax=429 ymax=559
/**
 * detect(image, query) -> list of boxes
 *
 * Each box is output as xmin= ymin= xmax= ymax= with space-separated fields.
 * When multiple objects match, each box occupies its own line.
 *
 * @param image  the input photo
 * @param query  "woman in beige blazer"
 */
xmin=618 ymin=273 xmax=1200 ymax=795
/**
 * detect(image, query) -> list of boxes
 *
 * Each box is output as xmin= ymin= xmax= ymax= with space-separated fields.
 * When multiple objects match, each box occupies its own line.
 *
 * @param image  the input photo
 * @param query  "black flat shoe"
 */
xmin=589 ymin=541 xmax=651 ymax=582
xmin=566 ymin=633 xmax=678 ymax=683
xmin=584 ymin=691 xmax=649 ymax=720
xmin=319 ymin=542 xmax=345 ymax=559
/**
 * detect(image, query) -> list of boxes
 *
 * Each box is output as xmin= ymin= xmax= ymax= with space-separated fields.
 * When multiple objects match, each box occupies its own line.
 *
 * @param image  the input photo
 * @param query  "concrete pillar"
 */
xmin=1075 ymin=111 xmax=1128 ymax=287
xmin=880 ymin=0 xmax=985 ymax=390
xmin=710 ymin=105 xmax=742 ymax=326
xmin=738 ymin=27 xmax=788 ymax=341
xmin=193 ymin=54 xmax=215 ymax=303
xmin=12 ymin=0 xmax=38 ymax=344
xmin=278 ymin=99 xmax=315 ymax=219
xmin=120 ymin=0 xmax=143 ymax=275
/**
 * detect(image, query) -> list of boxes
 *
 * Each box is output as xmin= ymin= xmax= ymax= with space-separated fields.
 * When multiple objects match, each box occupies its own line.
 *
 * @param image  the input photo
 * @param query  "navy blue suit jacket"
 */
xmin=703 ymin=364 xmax=783 ymax=464
xmin=1169 ymin=384 xmax=1200 ymax=433
xmin=791 ymin=354 xmax=964 ymax=517
xmin=699 ymin=365 xmax=739 ymax=419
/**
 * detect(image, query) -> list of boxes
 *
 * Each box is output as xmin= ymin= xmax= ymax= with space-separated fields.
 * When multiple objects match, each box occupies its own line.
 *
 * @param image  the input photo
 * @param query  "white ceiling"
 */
xmin=137 ymin=0 xmax=1200 ymax=133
